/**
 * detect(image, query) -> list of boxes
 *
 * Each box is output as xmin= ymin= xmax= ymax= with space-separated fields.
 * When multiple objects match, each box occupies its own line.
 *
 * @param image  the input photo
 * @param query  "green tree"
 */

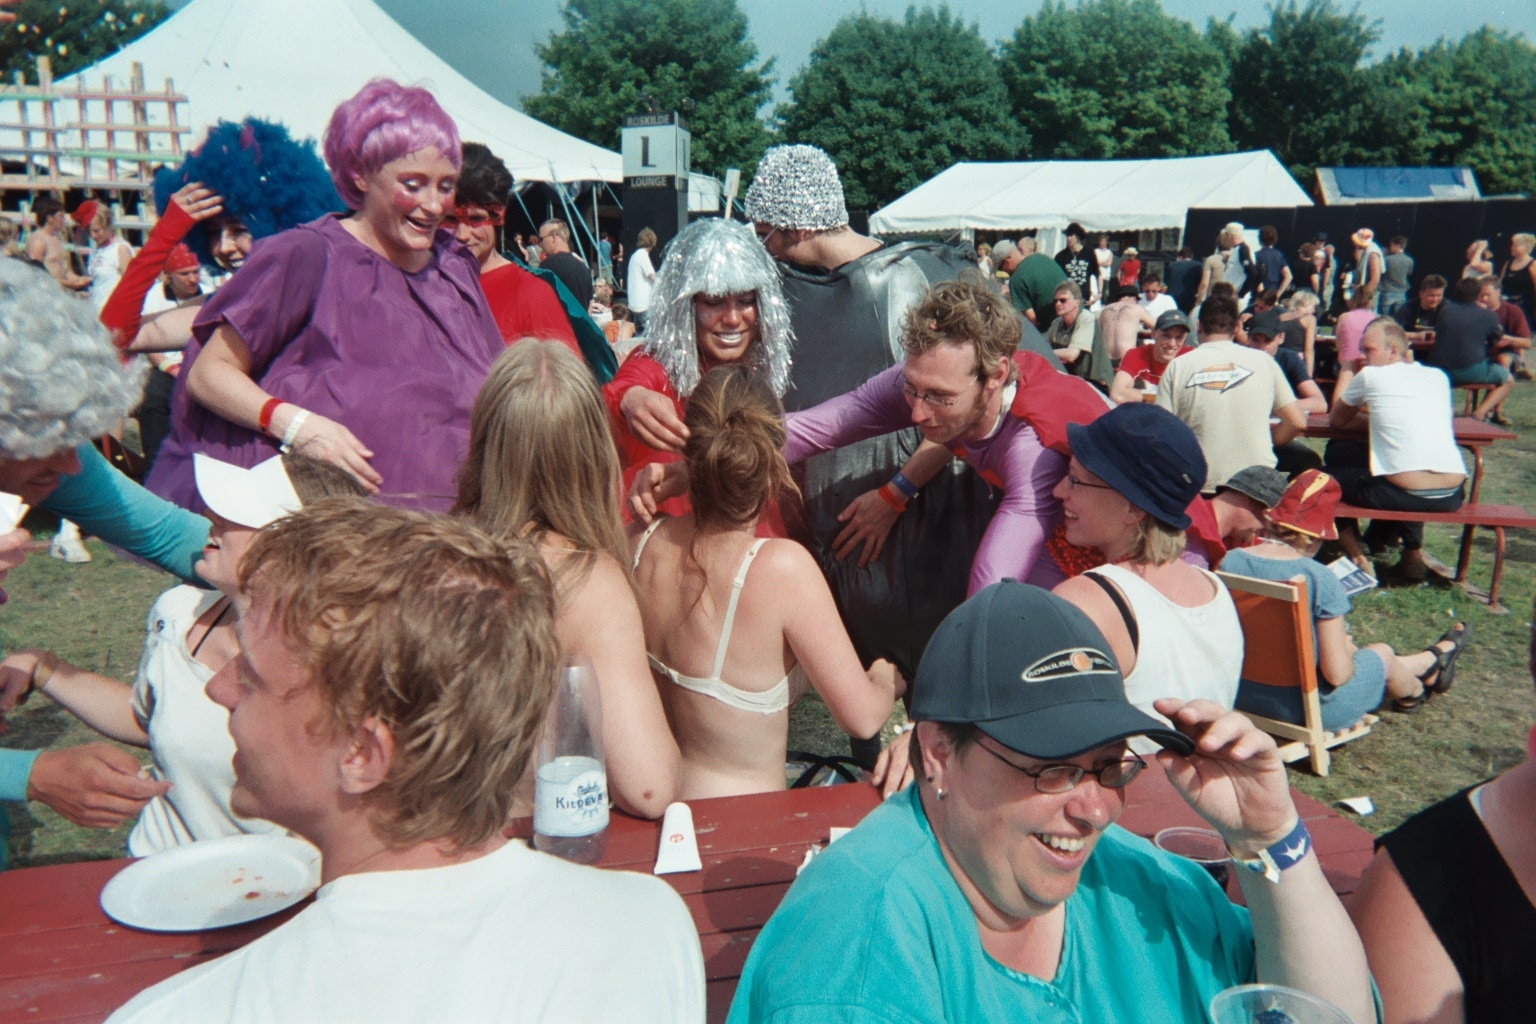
xmin=524 ymin=0 xmax=774 ymax=175
xmin=1000 ymin=0 xmax=1233 ymax=160
xmin=1225 ymin=0 xmax=1389 ymax=181
xmin=775 ymin=5 xmax=1027 ymax=210
xmin=1370 ymin=29 xmax=1536 ymax=196
xmin=0 ymin=0 xmax=168 ymax=80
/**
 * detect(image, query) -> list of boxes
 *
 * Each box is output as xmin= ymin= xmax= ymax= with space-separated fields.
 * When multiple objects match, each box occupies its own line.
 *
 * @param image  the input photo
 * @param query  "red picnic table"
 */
xmin=1302 ymin=412 xmax=1516 ymax=503
xmin=0 ymin=774 xmax=1375 ymax=1024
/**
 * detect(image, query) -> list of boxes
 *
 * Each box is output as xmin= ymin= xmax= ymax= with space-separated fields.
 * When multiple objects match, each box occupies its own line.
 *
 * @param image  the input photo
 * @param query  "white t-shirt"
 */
xmin=128 ymin=585 xmax=285 ymax=856
xmin=88 ymin=237 xmax=132 ymax=311
xmin=1140 ymin=292 xmax=1177 ymax=320
xmin=1340 ymin=362 xmax=1466 ymax=477
xmin=627 ymin=247 xmax=657 ymax=312
xmin=107 ymin=839 xmax=706 ymax=1023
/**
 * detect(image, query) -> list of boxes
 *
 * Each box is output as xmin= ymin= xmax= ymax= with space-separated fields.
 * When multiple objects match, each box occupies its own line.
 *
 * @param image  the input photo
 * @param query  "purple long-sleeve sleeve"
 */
xmin=784 ymin=365 xmax=912 ymax=464
xmin=958 ymin=418 xmax=1068 ymax=596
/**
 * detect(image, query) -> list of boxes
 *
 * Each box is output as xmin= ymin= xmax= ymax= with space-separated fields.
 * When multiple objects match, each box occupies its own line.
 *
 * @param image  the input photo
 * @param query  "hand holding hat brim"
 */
xmin=1152 ymin=698 xmax=1299 ymax=857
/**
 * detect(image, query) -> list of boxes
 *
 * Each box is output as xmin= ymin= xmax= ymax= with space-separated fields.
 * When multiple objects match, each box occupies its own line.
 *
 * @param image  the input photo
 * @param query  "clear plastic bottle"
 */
xmin=532 ymin=659 xmax=609 ymax=863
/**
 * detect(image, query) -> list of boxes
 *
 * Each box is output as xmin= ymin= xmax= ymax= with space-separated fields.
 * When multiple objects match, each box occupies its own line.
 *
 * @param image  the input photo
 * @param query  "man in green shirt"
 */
xmin=729 ymin=583 xmax=1375 ymax=1024
xmin=1006 ymin=237 xmax=1069 ymax=329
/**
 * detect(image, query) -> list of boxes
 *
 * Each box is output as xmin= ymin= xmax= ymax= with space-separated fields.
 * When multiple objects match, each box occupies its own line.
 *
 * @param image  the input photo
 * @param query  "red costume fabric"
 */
xmin=602 ymin=352 xmax=785 ymax=534
xmin=98 ymin=201 xmax=197 ymax=354
xmin=602 ymin=353 xmax=690 ymax=520
xmin=479 ymin=261 xmax=580 ymax=355
xmin=1007 ymin=349 xmax=1109 ymax=454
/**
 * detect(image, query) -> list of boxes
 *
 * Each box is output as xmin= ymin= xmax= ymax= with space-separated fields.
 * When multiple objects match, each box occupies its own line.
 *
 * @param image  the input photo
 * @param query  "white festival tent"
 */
xmin=44 ymin=0 xmax=623 ymax=185
xmin=870 ymin=150 xmax=1311 ymax=252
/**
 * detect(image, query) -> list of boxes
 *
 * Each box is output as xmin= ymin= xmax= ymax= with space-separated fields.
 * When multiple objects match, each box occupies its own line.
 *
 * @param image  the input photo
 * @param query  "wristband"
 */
xmin=257 ymin=397 xmax=284 ymax=435
xmin=280 ymin=409 xmax=310 ymax=450
xmin=876 ymin=482 xmax=907 ymax=513
xmin=22 ymin=651 xmax=58 ymax=704
xmin=1229 ymin=818 xmax=1310 ymax=884
xmin=889 ymin=471 xmax=920 ymax=502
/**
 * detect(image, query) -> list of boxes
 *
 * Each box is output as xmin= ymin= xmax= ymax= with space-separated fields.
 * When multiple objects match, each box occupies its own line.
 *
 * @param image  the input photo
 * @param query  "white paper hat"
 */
xmin=193 ymin=453 xmax=302 ymax=529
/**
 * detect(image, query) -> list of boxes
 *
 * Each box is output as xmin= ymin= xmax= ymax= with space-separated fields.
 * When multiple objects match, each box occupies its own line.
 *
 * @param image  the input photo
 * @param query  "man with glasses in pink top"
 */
xmin=780 ymin=279 xmax=1109 ymax=596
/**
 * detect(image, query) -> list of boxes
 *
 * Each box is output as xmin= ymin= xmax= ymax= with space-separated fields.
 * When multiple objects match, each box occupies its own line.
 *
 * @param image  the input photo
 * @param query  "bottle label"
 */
xmin=534 ymin=756 xmax=609 ymax=838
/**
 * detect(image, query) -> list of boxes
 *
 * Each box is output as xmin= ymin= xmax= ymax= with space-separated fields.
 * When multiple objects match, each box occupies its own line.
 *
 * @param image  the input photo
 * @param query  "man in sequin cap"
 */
xmin=742 ymin=144 xmax=1060 ymax=713
xmin=603 ymin=217 xmax=794 ymax=517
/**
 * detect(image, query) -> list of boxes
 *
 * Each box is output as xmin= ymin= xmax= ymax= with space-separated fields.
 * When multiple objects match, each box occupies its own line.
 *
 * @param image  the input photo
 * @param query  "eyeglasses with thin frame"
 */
xmin=1063 ymin=472 xmax=1115 ymax=492
xmin=976 ymin=740 xmax=1147 ymax=793
xmin=894 ymin=375 xmax=974 ymax=409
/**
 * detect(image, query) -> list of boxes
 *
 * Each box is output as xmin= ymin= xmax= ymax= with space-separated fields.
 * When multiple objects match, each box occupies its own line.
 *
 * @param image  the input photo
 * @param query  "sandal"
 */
xmin=1421 ymin=622 xmax=1473 ymax=695
xmin=1393 ymin=691 xmax=1429 ymax=714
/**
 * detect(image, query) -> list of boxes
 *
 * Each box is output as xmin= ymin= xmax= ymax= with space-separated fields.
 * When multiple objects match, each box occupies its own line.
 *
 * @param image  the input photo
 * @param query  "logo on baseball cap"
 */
xmin=911 ymin=582 xmax=1194 ymax=759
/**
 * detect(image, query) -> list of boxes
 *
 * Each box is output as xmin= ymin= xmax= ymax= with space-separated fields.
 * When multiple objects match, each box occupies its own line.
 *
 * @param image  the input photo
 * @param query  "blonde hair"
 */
xmin=238 ymin=500 xmax=560 ymax=851
xmin=282 ymin=448 xmax=371 ymax=504
xmin=1127 ymin=516 xmax=1187 ymax=567
xmin=1286 ymin=289 xmax=1319 ymax=312
xmin=452 ymin=341 xmax=629 ymax=589
xmin=637 ymin=227 xmax=658 ymax=250
xmin=1513 ymin=233 xmax=1535 ymax=255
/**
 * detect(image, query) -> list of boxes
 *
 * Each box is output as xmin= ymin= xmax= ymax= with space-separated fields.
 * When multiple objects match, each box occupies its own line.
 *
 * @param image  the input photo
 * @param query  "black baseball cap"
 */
xmin=1247 ymin=309 xmax=1283 ymax=340
xmin=1066 ymin=403 xmax=1206 ymax=529
xmin=911 ymin=582 xmax=1194 ymax=759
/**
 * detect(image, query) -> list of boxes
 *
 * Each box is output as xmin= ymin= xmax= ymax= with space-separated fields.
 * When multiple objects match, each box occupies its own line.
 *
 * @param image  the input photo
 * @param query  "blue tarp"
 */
xmin=1327 ymin=167 xmax=1475 ymax=200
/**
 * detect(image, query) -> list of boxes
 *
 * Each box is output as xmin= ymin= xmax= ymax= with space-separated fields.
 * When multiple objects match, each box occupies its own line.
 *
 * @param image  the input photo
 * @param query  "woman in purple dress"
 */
xmin=146 ymin=79 xmax=502 ymax=511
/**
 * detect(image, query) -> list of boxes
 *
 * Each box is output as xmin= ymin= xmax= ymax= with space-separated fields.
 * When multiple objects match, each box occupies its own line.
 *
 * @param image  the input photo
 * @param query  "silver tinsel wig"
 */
xmin=0 ymin=260 xmax=145 ymax=460
xmin=641 ymin=218 xmax=793 ymax=400
xmin=743 ymin=144 xmax=848 ymax=231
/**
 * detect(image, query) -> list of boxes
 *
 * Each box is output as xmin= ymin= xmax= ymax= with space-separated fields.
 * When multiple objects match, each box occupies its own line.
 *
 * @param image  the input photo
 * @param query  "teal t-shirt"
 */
xmin=727 ymin=785 xmax=1254 ymax=1024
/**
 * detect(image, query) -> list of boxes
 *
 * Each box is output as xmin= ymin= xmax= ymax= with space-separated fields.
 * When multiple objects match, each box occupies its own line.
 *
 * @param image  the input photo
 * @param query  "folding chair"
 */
xmin=1217 ymin=570 xmax=1374 ymax=776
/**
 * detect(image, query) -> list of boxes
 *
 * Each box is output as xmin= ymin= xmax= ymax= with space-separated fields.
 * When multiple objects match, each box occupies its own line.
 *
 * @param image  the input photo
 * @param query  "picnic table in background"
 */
xmin=0 ymin=777 xmax=1375 ymax=1024
xmin=1302 ymin=413 xmax=1515 ymax=504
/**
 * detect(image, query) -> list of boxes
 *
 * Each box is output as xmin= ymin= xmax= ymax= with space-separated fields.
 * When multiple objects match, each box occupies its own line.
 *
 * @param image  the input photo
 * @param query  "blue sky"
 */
xmin=366 ymin=0 xmax=1536 ymax=111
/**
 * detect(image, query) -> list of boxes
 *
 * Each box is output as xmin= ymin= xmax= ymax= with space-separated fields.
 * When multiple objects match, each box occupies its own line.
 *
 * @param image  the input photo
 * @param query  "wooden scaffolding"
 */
xmin=0 ymin=56 xmax=190 ymax=232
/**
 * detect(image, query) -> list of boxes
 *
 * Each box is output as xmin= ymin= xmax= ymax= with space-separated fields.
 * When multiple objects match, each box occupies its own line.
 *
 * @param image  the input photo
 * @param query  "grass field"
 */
xmin=3 ymin=386 xmax=1533 ymax=868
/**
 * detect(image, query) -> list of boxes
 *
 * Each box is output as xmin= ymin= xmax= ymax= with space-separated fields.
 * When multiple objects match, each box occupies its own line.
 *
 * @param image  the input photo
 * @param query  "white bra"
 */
xmin=633 ymin=520 xmax=800 ymax=714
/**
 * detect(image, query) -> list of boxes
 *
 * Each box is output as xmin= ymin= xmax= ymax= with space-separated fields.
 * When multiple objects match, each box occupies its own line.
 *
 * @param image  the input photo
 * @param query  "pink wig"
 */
xmin=323 ymin=78 xmax=461 ymax=209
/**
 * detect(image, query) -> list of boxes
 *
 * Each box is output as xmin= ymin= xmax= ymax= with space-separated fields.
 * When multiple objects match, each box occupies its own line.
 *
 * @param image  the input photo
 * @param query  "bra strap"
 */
xmin=631 ymin=518 xmax=664 ymax=571
xmin=710 ymin=539 xmax=768 ymax=679
xmin=1083 ymin=570 xmax=1139 ymax=657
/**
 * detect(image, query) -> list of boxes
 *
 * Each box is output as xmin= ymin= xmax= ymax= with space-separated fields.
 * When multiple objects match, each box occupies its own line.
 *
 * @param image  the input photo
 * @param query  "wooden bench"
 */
xmin=1218 ymin=571 xmax=1374 ymax=776
xmin=1334 ymin=501 xmax=1536 ymax=612
xmin=1454 ymin=382 xmax=1498 ymax=416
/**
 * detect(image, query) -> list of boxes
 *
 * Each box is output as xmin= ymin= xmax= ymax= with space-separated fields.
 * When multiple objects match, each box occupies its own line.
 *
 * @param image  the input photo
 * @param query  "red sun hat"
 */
xmin=70 ymin=200 xmax=99 ymax=227
xmin=1266 ymin=469 xmax=1341 ymax=540
xmin=165 ymin=243 xmax=200 ymax=272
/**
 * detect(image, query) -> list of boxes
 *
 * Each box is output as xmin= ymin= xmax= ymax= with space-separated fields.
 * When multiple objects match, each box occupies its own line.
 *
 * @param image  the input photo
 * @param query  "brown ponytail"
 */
xmin=684 ymin=365 xmax=797 ymax=527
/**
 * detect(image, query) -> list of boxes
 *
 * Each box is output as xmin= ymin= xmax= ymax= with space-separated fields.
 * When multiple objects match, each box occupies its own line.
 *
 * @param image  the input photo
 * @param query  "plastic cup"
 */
xmin=1208 ymin=983 xmax=1352 ymax=1024
xmin=1154 ymin=826 xmax=1232 ymax=889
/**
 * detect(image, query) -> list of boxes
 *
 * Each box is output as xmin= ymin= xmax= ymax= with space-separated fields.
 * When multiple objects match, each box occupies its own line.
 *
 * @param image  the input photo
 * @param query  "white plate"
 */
xmin=101 ymin=833 xmax=322 ymax=932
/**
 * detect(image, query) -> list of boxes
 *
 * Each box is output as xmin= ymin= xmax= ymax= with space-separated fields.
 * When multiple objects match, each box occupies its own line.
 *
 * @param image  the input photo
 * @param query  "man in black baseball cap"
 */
xmin=730 ymin=582 xmax=1375 ymax=1024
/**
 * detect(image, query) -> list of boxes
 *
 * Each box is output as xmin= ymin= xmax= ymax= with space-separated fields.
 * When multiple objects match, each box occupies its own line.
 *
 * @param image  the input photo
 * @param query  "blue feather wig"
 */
xmin=153 ymin=120 xmax=344 ymax=267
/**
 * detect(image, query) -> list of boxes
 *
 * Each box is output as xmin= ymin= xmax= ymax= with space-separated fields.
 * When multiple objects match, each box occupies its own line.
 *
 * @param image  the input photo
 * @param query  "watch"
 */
xmin=1229 ymin=818 xmax=1311 ymax=884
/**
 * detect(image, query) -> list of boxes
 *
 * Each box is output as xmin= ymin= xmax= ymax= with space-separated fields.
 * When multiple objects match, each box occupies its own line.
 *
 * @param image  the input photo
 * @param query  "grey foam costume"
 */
xmin=777 ymin=242 xmax=1059 ymax=679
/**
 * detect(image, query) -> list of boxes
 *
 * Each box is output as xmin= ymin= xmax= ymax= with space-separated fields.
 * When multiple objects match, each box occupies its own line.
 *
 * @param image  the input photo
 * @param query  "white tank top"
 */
xmin=1086 ymin=564 xmax=1244 ymax=746
xmin=128 ymin=585 xmax=285 ymax=855
xmin=87 ymin=237 xmax=128 ymax=311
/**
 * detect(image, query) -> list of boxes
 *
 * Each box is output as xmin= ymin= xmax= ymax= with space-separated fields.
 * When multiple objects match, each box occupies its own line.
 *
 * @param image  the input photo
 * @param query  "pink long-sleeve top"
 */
xmin=784 ymin=363 xmax=1069 ymax=596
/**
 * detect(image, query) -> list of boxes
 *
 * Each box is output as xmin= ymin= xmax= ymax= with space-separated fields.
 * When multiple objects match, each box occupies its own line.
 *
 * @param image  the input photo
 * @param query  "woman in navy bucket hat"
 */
xmin=1051 ymin=404 xmax=1246 ymax=740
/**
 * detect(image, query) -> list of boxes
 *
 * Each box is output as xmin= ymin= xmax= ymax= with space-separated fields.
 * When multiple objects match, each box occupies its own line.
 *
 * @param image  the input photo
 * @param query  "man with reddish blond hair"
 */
xmin=108 ymin=502 xmax=704 ymax=1023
